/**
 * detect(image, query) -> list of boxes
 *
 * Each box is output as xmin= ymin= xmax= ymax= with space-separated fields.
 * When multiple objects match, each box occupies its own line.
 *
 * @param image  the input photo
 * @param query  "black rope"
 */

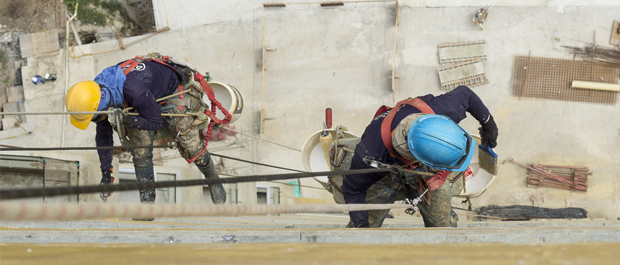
xmin=0 ymin=168 xmax=392 ymax=200
xmin=0 ymin=145 xmax=304 ymax=173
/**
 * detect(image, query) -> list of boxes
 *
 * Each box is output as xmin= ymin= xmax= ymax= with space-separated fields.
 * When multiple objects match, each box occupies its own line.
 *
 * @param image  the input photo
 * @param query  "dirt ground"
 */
xmin=0 ymin=0 xmax=59 ymax=33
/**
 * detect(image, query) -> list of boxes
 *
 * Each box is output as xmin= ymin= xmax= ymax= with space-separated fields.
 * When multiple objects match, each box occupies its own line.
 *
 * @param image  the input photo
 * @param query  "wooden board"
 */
xmin=610 ymin=20 xmax=620 ymax=45
xmin=19 ymin=29 xmax=60 ymax=58
xmin=18 ymin=34 xmax=34 ymax=58
xmin=56 ymin=4 xmax=67 ymax=28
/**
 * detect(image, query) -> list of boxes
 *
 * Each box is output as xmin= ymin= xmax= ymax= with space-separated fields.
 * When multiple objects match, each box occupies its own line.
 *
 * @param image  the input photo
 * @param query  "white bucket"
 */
xmin=301 ymin=129 xmax=358 ymax=182
xmin=204 ymin=81 xmax=244 ymax=124
xmin=454 ymin=134 xmax=498 ymax=198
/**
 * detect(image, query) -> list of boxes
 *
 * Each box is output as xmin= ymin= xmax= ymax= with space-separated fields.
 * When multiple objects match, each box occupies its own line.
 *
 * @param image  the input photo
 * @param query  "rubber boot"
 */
xmin=196 ymin=156 xmax=227 ymax=204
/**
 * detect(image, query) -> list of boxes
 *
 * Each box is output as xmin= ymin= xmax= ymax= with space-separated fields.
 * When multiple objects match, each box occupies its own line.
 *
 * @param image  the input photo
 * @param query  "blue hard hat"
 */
xmin=407 ymin=114 xmax=474 ymax=172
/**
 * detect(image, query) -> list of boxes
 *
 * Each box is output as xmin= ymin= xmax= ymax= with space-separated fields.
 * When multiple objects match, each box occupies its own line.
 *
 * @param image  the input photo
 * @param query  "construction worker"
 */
xmin=65 ymin=53 xmax=226 ymax=212
xmin=343 ymin=85 xmax=498 ymax=228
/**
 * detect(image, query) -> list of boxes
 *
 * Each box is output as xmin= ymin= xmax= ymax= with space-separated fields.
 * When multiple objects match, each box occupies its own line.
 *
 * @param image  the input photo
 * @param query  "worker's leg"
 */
xmin=162 ymin=109 xmax=226 ymax=204
xmin=346 ymin=180 xmax=398 ymax=228
xmin=411 ymin=178 xmax=458 ymax=227
xmin=126 ymin=127 xmax=156 ymax=203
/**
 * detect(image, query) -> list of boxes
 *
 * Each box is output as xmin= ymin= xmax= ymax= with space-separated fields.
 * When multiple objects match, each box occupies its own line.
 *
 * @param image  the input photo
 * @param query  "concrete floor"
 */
xmin=2 ymin=214 xmax=620 ymax=244
xmin=1 ymin=214 xmax=620 ymax=264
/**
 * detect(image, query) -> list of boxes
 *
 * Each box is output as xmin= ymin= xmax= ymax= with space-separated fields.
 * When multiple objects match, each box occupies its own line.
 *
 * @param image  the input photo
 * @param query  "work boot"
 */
xmin=197 ymin=158 xmax=227 ymax=204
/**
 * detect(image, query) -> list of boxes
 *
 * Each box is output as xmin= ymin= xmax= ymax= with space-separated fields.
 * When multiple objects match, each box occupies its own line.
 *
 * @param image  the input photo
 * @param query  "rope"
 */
xmin=0 ymin=146 xmax=304 ymax=172
xmin=0 ymin=145 xmax=171 ymax=151
xmin=0 ymin=168 xmax=391 ymax=200
xmin=0 ymin=202 xmax=410 ymax=221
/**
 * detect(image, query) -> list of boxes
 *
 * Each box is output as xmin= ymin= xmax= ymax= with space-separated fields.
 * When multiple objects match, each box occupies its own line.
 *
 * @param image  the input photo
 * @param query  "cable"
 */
xmin=0 ymin=168 xmax=391 ymax=200
xmin=210 ymin=153 xmax=305 ymax=173
xmin=224 ymin=128 xmax=301 ymax=152
xmin=0 ymin=145 xmax=305 ymax=173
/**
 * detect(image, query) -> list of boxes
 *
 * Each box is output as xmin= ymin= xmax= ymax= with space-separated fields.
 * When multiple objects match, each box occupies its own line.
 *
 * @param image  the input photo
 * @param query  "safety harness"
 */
xmin=118 ymin=54 xmax=233 ymax=163
xmin=375 ymin=97 xmax=434 ymax=165
xmin=375 ymin=98 xmax=450 ymax=193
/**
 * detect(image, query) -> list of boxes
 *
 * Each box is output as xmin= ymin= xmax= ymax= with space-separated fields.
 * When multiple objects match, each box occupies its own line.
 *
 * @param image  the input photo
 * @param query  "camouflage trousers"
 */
xmin=346 ymin=175 xmax=458 ymax=228
xmin=126 ymin=108 xmax=212 ymax=203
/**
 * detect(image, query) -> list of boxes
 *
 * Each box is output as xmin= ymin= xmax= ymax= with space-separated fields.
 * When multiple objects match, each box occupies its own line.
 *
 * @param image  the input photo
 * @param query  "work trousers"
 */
xmin=346 ymin=175 xmax=458 ymax=228
xmin=126 ymin=108 xmax=211 ymax=203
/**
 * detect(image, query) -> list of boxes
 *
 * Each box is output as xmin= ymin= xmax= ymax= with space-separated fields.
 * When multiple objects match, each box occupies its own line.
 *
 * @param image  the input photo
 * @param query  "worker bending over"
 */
xmin=65 ymin=53 xmax=226 ymax=213
xmin=343 ymin=86 xmax=498 ymax=228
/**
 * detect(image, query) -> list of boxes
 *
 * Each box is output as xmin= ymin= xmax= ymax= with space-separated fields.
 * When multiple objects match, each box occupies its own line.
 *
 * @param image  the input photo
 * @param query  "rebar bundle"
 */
xmin=526 ymin=164 xmax=590 ymax=192
xmin=561 ymin=45 xmax=620 ymax=66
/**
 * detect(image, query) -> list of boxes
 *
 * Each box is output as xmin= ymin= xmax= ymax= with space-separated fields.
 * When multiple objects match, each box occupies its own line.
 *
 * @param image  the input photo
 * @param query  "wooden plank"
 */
xmin=31 ymin=32 xmax=48 ymax=55
xmin=572 ymin=81 xmax=620 ymax=92
xmin=56 ymin=4 xmax=67 ymax=28
xmin=610 ymin=20 xmax=620 ymax=45
xmin=18 ymin=34 xmax=34 ymax=58
xmin=45 ymin=28 xmax=60 ymax=51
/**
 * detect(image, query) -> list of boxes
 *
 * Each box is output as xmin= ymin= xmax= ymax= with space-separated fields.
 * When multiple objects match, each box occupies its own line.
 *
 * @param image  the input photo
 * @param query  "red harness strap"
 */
xmin=185 ymin=72 xmax=233 ymax=163
xmin=378 ymin=97 xmax=435 ymax=165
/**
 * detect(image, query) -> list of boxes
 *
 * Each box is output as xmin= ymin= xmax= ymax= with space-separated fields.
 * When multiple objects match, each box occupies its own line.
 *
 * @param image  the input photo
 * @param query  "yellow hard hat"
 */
xmin=65 ymin=81 xmax=101 ymax=130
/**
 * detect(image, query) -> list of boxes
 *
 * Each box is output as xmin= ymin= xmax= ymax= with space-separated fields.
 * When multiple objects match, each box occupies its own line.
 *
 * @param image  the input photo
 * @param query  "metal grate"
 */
xmin=512 ymin=56 xmax=619 ymax=105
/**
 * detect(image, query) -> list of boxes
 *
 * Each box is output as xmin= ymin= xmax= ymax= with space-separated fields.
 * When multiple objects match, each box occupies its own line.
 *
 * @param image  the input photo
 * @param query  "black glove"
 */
xmin=479 ymin=115 xmax=498 ymax=148
xmin=121 ymin=111 xmax=135 ymax=126
xmin=399 ymin=171 xmax=421 ymax=185
xmin=100 ymin=168 xmax=113 ymax=185
xmin=99 ymin=168 xmax=115 ymax=202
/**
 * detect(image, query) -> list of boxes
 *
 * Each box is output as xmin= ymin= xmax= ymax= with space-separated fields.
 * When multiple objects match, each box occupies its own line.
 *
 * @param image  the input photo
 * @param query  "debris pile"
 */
xmin=476 ymin=205 xmax=587 ymax=220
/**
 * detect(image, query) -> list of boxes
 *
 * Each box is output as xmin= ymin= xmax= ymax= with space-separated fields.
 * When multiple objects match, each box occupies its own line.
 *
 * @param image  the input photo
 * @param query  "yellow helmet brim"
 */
xmin=65 ymin=81 xmax=101 ymax=130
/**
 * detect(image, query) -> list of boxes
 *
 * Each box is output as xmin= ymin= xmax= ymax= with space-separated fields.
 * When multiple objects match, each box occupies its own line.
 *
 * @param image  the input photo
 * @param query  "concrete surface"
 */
xmin=0 ymin=1 xmax=619 ymax=222
xmin=2 ymin=214 xmax=620 ymax=244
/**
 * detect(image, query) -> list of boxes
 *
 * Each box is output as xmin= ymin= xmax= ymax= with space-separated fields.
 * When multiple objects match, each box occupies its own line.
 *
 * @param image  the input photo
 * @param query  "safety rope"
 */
xmin=0 ymin=168 xmax=391 ymax=200
xmin=0 ymin=146 xmax=304 ymax=173
xmin=0 ymin=202 xmax=410 ymax=221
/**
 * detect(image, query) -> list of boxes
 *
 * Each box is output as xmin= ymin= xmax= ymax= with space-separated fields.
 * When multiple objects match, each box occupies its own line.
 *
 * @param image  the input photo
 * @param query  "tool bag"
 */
xmin=326 ymin=137 xmax=361 ymax=204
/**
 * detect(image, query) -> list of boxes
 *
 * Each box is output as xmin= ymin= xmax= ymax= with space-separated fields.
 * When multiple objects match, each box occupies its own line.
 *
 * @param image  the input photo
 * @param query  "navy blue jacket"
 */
xmin=95 ymin=61 xmax=179 ymax=170
xmin=343 ymin=86 xmax=490 ymax=226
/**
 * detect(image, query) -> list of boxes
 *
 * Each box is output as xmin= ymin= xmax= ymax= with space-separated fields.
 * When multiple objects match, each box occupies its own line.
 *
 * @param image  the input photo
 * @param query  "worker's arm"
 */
xmin=422 ymin=85 xmax=498 ymax=147
xmin=423 ymin=85 xmax=490 ymax=124
xmin=95 ymin=119 xmax=114 ymax=171
xmin=123 ymin=89 xmax=164 ymax=130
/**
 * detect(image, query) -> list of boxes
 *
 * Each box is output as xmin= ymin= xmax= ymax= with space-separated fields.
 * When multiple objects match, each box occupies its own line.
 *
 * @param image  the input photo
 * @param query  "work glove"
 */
xmin=479 ymin=114 xmax=498 ymax=148
xmin=121 ymin=111 xmax=135 ymax=126
xmin=99 ymin=168 xmax=115 ymax=202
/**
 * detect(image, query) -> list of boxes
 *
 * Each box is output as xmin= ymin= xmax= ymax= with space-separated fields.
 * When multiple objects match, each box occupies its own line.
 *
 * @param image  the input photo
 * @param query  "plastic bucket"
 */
xmin=301 ymin=129 xmax=358 ymax=182
xmin=454 ymin=134 xmax=498 ymax=198
xmin=204 ymin=81 xmax=244 ymax=124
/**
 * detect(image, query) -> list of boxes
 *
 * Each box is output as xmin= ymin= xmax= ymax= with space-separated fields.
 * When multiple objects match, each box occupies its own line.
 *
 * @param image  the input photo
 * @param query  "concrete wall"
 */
xmin=2 ymin=0 xmax=619 ymax=220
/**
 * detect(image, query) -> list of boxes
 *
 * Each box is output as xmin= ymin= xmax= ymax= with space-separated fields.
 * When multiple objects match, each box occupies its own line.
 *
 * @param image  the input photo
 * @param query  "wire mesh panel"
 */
xmin=512 ymin=56 xmax=619 ymax=105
